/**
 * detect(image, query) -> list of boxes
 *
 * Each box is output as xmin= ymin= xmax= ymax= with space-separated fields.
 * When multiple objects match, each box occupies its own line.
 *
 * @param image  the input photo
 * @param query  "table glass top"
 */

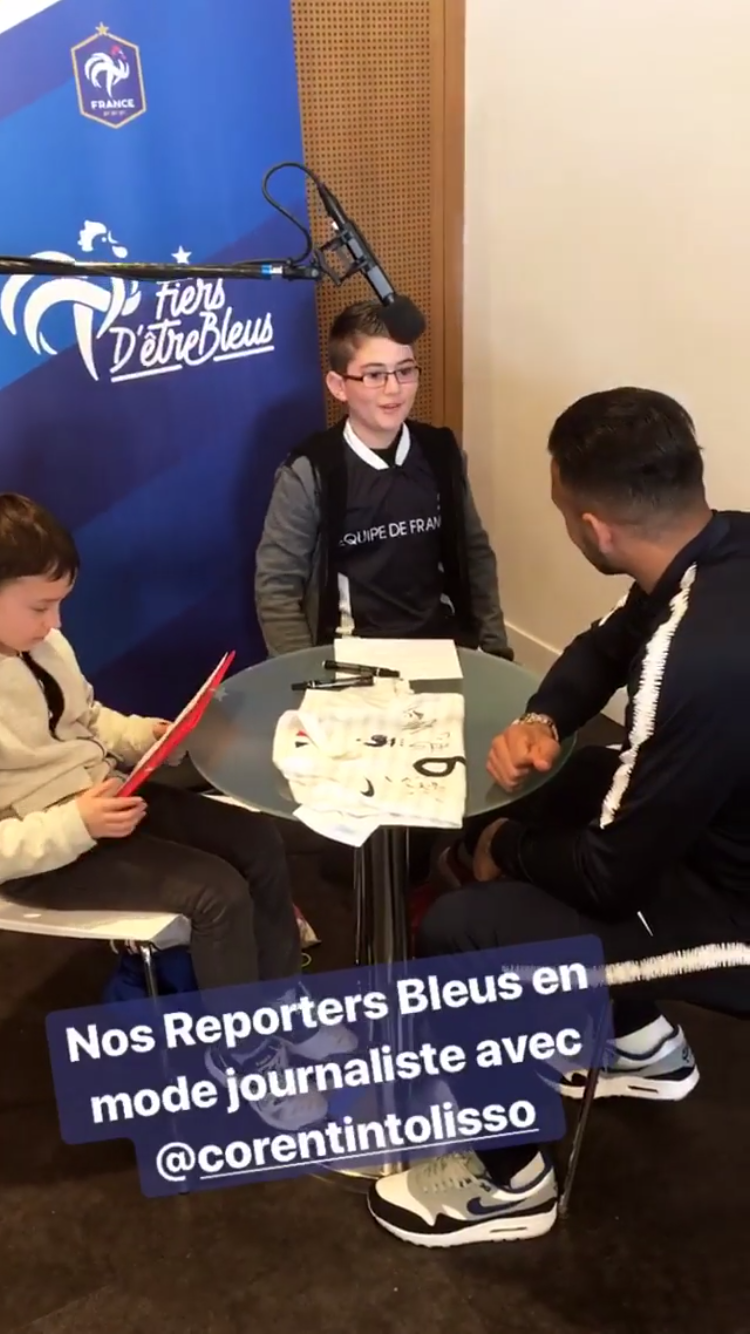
xmin=190 ymin=646 xmax=573 ymax=822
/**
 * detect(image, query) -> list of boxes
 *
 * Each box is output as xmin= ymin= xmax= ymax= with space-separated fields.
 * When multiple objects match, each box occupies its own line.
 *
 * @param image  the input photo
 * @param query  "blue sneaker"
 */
xmin=205 ymin=1037 xmax=329 ymax=1131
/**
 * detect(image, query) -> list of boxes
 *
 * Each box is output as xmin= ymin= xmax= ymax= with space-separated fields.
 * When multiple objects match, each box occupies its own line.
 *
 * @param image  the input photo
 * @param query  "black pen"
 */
xmin=291 ymin=676 xmax=374 ymax=692
xmin=324 ymin=659 xmax=400 ymax=679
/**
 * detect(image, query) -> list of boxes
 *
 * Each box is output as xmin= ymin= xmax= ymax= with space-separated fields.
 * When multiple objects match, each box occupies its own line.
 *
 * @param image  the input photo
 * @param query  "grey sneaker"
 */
xmin=368 ymin=1150 xmax=558 ymax=1248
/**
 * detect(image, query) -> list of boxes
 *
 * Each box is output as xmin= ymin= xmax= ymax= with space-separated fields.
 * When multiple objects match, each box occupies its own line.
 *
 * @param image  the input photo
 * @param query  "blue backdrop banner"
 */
xmin=0 ymin=0 xmax=324 ymax=716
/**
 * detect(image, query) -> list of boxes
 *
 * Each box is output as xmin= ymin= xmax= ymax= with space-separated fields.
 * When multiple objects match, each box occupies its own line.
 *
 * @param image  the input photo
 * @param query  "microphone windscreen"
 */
xmin=381 ymin=295 xmax=426 ymax=345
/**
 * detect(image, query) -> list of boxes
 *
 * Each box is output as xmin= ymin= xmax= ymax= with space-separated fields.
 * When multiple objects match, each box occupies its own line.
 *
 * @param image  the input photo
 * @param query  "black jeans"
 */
xmin=5 ymin=783 xmax=301 ymax=992
xmin=417 ymin=746 xmax=750 ymax=1178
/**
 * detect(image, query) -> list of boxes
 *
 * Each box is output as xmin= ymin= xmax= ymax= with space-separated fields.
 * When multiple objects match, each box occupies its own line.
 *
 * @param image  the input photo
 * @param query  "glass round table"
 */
xmin=190 ymin=645 xmax=573 ymax=967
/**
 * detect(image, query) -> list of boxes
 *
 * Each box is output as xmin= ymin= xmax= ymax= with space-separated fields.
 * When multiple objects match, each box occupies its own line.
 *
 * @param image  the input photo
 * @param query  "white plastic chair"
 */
xmin=0 ymin=791 xmax=258 ymax=996
xmin=0 ymin=893 xmax=190 ymax=996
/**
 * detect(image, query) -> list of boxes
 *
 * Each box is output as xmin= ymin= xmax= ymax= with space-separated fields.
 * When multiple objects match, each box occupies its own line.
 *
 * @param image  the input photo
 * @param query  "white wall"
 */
xmin=464 ymin=0 xmax=750 ymax=709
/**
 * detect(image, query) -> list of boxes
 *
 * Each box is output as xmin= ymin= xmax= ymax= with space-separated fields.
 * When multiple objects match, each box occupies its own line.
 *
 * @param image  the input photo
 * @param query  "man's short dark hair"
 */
xmin=0 ymin=493 xmax=79 ymax=585
xmin=548 ymin=387 xmax=705 ymax=523
xmin=328 ymin=301 xmax=393 ymax=374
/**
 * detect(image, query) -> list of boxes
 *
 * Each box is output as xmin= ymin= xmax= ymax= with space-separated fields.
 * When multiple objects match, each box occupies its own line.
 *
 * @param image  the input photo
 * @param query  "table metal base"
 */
xmin=319 ymin=824 xmax=413 ymax=1186
xmin=314 ymin=1158 xmax=405 ymax=1194
xmin=354 ymin=824 xmax=411 ymax=967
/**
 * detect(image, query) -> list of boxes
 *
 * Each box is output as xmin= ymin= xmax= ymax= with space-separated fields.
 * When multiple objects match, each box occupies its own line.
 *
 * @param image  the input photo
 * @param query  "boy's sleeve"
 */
xmin=459 ymin=448 xmax=513 ymax=659
xmin=0 ymin=802 xmax=96 ymax=885
xmin=254 ymin=458 xmax=320 ymax=656
xmin=52 ymin=633 xmax=159 ymax=765
xmin=84 ymin=689 xmax=159 ymax=765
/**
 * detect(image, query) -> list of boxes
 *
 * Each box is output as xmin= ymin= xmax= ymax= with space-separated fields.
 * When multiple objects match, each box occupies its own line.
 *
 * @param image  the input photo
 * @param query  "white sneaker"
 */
xmin=552 ymin=1022 xmax=700 ymax=1102
xmin=368 ymin=1150 xmax=558 ymax=1248
xmin=205 ymin=1038 xmax=329 ymax=1131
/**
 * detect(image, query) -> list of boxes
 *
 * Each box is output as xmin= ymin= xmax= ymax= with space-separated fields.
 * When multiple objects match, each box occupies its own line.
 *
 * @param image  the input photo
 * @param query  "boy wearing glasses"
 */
xmin=255 ymin=301 xmax=510 ymax=658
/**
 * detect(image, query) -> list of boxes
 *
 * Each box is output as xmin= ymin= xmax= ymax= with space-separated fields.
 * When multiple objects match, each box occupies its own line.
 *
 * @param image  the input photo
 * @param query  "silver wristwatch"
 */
xmin=517 ymin=712 xmax=559 ymax=741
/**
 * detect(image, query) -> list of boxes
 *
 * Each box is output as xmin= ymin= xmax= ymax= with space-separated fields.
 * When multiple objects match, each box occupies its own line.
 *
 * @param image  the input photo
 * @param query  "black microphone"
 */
xmin=315 ymin=179 xmax=426 ymax=345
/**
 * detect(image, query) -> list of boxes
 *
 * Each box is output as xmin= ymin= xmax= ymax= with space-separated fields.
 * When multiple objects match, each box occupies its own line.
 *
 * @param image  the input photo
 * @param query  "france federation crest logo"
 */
xmin=72 ymin=23 xmax=146 ymax=129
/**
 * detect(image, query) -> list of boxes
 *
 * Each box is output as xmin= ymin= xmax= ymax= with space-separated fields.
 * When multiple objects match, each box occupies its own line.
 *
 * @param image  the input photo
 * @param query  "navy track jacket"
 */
xmin=493 ymin=512 xmax=750 ymax=920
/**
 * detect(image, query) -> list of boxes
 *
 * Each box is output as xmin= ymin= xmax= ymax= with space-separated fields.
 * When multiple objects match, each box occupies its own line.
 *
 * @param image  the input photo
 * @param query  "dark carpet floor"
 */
xmin=0 ymin=718 xmax=747 ymax=1334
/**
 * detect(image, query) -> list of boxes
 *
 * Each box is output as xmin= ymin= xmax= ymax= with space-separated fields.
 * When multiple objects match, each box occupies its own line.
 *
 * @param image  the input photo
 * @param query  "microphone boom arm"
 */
xmin=0 ymin=161 xmax=426 ymax=342
xmin=0 ymin=255 xmax=323 ymax=282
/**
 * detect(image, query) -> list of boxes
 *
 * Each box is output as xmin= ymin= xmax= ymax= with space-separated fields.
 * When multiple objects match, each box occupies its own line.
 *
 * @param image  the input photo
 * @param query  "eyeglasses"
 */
xmin=342 ymin=365 xmax=421 ymax=389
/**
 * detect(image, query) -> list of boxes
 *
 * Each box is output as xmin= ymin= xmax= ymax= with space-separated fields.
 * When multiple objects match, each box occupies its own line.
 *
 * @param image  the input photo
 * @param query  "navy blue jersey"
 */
xmin=335 ymin=422 xmax=451 ymax=638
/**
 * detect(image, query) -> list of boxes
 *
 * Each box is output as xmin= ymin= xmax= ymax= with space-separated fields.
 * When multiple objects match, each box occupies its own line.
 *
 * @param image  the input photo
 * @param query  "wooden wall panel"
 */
xmin=291 ymin=0 xmax=455 ymax=428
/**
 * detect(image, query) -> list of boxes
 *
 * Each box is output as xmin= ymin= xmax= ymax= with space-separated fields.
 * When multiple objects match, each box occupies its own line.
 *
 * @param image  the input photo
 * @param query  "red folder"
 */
xmin=119 ymin=650 xmax=236 ymax=797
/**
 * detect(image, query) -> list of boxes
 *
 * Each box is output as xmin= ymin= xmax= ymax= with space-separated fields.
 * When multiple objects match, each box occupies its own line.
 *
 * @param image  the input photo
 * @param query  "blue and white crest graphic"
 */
xmin=0 ymin=223 xmax=275 ymax=384
xmin=0 ymin=223 xmax=140 ymax=380
xmin=72 ymin=24 xmax=146 ymax=129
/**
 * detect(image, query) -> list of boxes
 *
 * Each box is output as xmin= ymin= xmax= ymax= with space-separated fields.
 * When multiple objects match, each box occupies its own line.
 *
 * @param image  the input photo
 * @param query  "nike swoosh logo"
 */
xmin=465 ymin=1195 xmax=518 ymax=1218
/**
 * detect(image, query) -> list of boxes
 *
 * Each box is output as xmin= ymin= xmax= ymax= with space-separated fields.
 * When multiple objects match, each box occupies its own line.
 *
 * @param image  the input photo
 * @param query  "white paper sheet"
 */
xmin=333 ymin=636 xmax=462 ymax=682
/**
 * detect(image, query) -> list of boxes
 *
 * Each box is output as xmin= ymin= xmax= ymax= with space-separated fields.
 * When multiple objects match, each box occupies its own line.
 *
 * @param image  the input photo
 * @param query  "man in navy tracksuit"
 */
xmin=369 ymin=386 xmax=750 ymax=1248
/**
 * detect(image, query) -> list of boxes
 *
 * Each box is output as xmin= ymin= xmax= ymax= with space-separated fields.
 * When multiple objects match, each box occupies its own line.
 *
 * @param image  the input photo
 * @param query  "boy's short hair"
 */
xmin=0 ymin=493 xmax=79 ymax=585
xmin=328 ymin=301 xmax=395 ymax=375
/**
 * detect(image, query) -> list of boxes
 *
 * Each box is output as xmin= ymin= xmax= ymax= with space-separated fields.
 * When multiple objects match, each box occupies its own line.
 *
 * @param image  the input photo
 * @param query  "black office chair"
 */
xmin=559 ymin=941 xmax=750 ymax=1217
